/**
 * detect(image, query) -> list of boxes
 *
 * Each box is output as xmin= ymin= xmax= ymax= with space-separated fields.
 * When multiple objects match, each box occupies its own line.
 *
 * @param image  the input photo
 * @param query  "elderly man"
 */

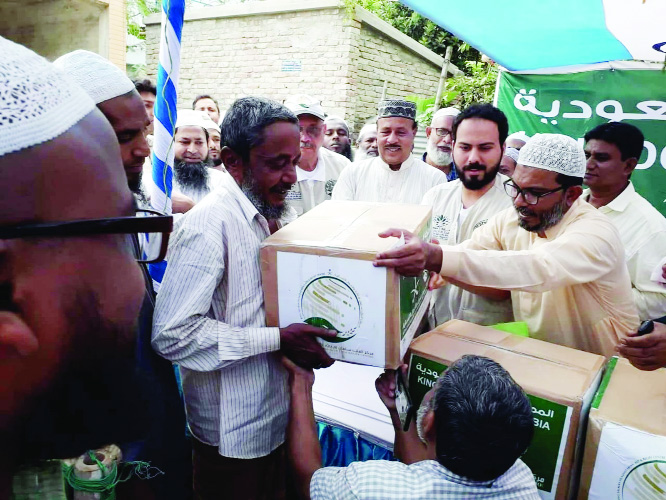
xmin=284 ymin=355 xmax=539 ymax=499
xmin=323 ymin=115 xmax=353 ymax=160
xmin=355 ymin=122 xmax=378 ymax=161
xmin=193 ymin=94 xmax=222 ymax=124
xmin=0 ymin=37 xmax=170 ymax=495
xmin=173 ymin=109 xmax=226 ymax=203
xmin=153 ymin=97 xmax=337 ymax=500
xmin=424 ymin=107 xmax=460 ymax=180
xmin=583 ymin=122 xmax=666 ymax=320
xmin=54 ymin=50 xmax=151 ymax=199
xmin=283 ymin=95 xmax=351 ymax=216
xmin=53 ymin=49 xmax=191 ymax=497
xmin=375 ymin=133 xmax=639 ymax=357
xmin=423 ymin=104 xmax=514 ymax=328
xmin=333 ymin=100 xmax=447 ymax=203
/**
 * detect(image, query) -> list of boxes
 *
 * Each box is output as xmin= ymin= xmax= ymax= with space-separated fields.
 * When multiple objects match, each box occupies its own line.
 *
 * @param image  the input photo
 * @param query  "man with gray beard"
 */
xmin=374 ymin=133 xmax=639 ymax=357
xmin=354 ymin=122 xmax=378 ymax=162
xmin=424 ymin=107 xmax=460 ymax=180
xmin=153 ymin=97 xmax=337 ymax=500
xmin=283 ymin=354 xmax=539 ymax=499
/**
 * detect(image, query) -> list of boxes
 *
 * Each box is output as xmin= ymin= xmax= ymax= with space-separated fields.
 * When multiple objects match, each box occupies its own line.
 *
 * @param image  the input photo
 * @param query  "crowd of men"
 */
xmin=2 ymin=35 xmax=666 ymax=500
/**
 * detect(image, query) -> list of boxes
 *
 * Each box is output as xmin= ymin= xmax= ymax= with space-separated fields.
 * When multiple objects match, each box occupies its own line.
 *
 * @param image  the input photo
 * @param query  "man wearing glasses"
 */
xmin=0 ymin=37 xmax=174 ymax=496
xmin=283 ymin=95 xmax=351 ymax=216
xmin=422 ymin=104 xmax=514 ymax=329
xmin=374 ymin=133 xmax=639 ymax=357
xmin=423 ymin=107 xmax=460 ymax=180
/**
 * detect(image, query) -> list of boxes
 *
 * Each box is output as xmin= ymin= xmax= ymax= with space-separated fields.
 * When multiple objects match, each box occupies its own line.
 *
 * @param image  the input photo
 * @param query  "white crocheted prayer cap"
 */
xmin=0 ymin=36 xmax=95 ymax=157
xmin=53 ymin=50 xmax=135 ymax=104
xmin=175 ymin=109 xmax=209 ymax=130
xmin=505 ymin=147 xmax=520 ymax=162
xmin=518 ymin=133 xmax=586 ymax=178
xmin=200 ymin=113 xmax=220 ymax=133
xmin=507 ymin=131 xmax=530 ymax=143
xmin=432 ymin=107 xmax=460 ymax=120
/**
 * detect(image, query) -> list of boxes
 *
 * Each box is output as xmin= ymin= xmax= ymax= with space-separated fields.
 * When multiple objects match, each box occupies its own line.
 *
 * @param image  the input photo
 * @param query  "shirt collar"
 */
xmin=426 ymin=461 xmax=496 ymax=488
xmin=603 ymin=181 xmax=634 ymax=213
xmin=296 ymin=149 xmax=327 ymax=182
xmin=378 ymin=154 xmax=414 ymax=172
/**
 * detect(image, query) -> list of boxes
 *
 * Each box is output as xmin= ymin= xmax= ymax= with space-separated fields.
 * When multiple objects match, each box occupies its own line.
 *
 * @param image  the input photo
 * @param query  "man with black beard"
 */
xmin=173 ymin=110 xmax=227 ymax=203
xmin=153 ymin=97 xmax=337 ymax=500
xmin=0 ymin=37 xmax=173 ymax=496
xmin=323 ymin=115 xmax=353 ymax=161
xmin=284 ymin=354 xmax=539 ymax=499
xmin=374 ymin=133 xmax=639 ymax=357
xmin=422 ymin=104 xmax=514 ymax=327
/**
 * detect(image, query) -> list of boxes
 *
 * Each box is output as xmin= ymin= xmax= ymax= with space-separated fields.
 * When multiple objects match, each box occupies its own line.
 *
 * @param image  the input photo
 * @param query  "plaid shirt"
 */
xmin=310 ymin=459 xmax=540 ymax=500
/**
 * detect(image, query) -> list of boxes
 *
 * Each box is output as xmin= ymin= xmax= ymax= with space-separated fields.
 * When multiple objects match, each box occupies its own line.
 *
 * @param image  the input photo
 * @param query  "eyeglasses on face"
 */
xmin=503 ymin=179 xmax=565 ymax=205
xmin=299 ymin=125 xmax=324 ymax=138
xmin=434 ymin=128 xmax=453 ymax=138
xmin=0 ymin=209 xmax=172 ymax=264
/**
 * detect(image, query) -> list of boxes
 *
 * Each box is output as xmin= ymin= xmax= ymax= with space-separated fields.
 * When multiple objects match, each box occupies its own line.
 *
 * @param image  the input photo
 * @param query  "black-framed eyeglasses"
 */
xmin=434 ymin=128 xmax=452 ymax=138
xmin=503 ymin=179 xmax=565 ymax=205
xmin=0 ymin=209 xmax=173 ymax=264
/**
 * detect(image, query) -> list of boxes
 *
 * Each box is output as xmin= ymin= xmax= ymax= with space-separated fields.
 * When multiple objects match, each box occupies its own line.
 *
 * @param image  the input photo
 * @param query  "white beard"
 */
xmin=426 ymin=141 xmax=452 ymax=167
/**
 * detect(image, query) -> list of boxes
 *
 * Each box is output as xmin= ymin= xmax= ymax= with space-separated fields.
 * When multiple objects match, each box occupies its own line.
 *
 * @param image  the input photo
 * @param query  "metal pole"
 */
xmin=433 ymin=46 xmax=453 ymax=112
xmin=380 ymin=79 xmax=388 ymax=102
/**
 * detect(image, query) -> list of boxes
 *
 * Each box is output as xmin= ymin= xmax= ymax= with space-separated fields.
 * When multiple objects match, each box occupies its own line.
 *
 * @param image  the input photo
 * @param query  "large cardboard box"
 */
xmin=261 ymin=200 xmax=431 ymax=368
xmin=579 ymin=357 xmax=666 ymax=500
xmin=407 ymin=320 xmax=605 ymax=500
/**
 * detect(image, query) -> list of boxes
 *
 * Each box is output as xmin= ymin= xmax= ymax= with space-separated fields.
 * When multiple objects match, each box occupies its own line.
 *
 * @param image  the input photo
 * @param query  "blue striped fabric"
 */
xmin=149 ymin=0 xmax=185 ymax=284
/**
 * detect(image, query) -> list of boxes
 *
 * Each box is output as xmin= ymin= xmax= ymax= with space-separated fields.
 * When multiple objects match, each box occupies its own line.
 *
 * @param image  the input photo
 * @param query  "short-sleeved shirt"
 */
xmin=310 ymin=459 xmax=540 ymax=500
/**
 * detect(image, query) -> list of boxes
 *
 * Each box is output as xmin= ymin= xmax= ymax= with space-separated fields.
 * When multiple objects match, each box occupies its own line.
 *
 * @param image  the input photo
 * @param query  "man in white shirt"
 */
xmin=423 ymin=104 xmax=514 ymax=328
xmin=284 ymin=355 xmax=539 ymax=500
xmin=323 ymin=115 xmax=353 ymax=161
xmin=583 ymin=122 xmax=666 ymax=321
xmin=423 ymin=107 xmax=460 ymax=181
xmin=152 ymin=97 xmax=337 ymax=500
xmin=173 ymin=109 xmax=226 ymax=203
xmin=333 ymin=100 xmax=447 ymax=204
xmin=284 ymin=95 xmax=351 ymax=216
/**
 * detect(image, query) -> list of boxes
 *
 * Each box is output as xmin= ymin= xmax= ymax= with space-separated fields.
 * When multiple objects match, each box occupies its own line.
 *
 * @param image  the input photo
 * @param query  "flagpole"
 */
xmin=149 ymin=0 xmax=185 ymax=285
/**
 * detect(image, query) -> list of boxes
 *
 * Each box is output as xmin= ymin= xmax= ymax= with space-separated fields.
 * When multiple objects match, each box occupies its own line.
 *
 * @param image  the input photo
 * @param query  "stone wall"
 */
xmin=145 ymin=0 xmax=454 ymax=132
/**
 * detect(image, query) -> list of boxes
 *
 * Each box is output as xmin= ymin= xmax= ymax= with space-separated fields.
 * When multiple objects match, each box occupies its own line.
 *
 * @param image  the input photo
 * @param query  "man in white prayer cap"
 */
xmin=173 ymin=109 xmax=227 ymax=203
xmin=500 ymin=146 xmax=520 ymax=177
xmin=424 ymin=107 xmax=460 ymax=180
xmin=54 ymin=50 xmax=151 ymax=199
xmin=0 ymin=37 xmax=173 ymax=496
xmin=354 ymin=122 xmax=378 ymax=161
xmin=53 ymin=50 xmax=191 ymax=497
xmin=506 ymin=131 xmax=530 ymax=150
xmin=374 ymin=133 xmax=639 ymax=357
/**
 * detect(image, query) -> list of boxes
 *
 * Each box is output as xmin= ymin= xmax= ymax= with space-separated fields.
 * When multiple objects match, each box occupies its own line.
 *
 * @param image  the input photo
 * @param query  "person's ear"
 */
xmin=220 ymin=146 xmax=244 ymax=184
xmin=624 ymin=157 xmax=638 ymax=177
xmin=565 ymin=185 xmax=583 ymax=207
xmin=421 ymin=407 xmax=437 ymax=444
xmin=0 ymin=311 xmax=38 ymax=359
xmin=425 ymin=126 xmax=432 ymax=138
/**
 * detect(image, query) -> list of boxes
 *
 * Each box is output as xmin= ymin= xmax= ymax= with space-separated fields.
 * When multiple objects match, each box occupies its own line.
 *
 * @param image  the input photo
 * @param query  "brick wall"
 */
xmin=145 ymin=1 xmax=447 ymax=133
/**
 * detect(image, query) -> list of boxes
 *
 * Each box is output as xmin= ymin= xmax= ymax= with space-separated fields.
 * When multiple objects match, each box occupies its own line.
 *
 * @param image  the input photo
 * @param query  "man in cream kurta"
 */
xmin=375 ymin=134 xmax=639 ymax=357
xmin=424 ymin=175 xmax=514 ymax=327
xmin=332 ymin=99 xmax=447 ymax=204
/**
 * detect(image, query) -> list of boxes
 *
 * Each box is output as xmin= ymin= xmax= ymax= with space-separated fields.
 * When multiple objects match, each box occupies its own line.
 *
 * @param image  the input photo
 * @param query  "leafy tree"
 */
xmin=346 ymin=0 xmax=480 ymax=69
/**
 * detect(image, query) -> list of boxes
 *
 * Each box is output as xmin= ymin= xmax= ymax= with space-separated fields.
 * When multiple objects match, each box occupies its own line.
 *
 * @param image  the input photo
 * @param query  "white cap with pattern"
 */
xmin=518 ymin=133 xmax=586 ymax=178
xmin=0 ymin=36 xmax=95 ymax=157
xmin=175 ymin=109 xmax=210 ymax=130
xmin=53 ymin=50 xmax=135 ymax=104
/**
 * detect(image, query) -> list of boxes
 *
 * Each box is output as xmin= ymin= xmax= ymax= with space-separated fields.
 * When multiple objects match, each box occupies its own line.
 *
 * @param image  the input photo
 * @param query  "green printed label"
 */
xmin=399 ymin=221 xmax=431 ymax=339
xmin=408 ymin=354 xmax=447 ymax=409
xmin=522 ymin=395 xmax=571 ymax=495
xmin=408 ymin=354 xmax=571 ymax=496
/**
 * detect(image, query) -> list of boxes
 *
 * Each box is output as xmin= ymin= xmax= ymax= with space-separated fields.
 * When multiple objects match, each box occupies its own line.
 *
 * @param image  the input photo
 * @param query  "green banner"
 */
xmin=496 ymin=68 xmax=666 ymax=216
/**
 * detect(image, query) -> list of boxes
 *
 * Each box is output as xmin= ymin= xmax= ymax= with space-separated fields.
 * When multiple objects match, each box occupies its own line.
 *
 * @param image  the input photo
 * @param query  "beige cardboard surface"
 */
xmin=578 ymin=358 xmax=666 ymax=499
xmin=261 ymin=200 xmax=431 ymax=368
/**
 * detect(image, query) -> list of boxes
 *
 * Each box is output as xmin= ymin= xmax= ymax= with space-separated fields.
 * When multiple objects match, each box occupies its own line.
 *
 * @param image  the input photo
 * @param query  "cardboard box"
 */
xmin=261 ymin=200 xmax=431 ymax=368
xmin=579 ymin=357 xmax=666 ymax=500
xmin=407 ymin=320 xmax=605 ymax=500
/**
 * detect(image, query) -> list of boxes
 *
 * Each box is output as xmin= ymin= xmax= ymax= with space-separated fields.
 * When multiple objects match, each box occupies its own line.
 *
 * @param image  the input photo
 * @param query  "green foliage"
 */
xmin=345 ymin=0 xmax=480 ymax=69
xmin=127 ymin=0 xmax=160 ymax=40
xmin=413 ymin=61 xmax=499 ymax=127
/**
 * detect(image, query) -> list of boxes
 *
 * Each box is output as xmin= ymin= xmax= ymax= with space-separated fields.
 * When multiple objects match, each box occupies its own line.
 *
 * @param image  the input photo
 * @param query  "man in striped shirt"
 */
xmin=153 ymin=97 xmax=337 ymax=500
xmin=284 ymin=355 xmax=539 ymax=499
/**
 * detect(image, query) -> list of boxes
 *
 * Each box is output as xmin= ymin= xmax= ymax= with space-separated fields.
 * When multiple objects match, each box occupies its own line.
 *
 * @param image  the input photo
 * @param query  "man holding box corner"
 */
xmin=374 ymin=133 xmax=639 ymax=357
xmin=152 ymin=97 xmax=336 ymax=500
xmin=284 ymin=354 xmax=540 ymax=499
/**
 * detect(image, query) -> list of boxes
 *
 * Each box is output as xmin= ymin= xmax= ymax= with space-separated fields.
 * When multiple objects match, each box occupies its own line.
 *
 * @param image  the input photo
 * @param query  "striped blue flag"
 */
xmin=149 ymin=0 xmax=185 ymax=285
